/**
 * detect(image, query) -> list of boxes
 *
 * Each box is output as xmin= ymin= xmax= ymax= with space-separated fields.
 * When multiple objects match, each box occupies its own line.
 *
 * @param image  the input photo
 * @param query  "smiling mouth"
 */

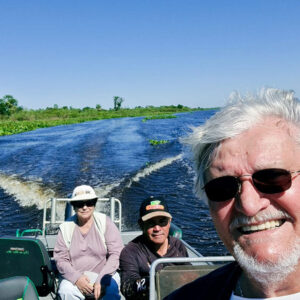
xmin=238 ymin=219 xmax=285 ymax=234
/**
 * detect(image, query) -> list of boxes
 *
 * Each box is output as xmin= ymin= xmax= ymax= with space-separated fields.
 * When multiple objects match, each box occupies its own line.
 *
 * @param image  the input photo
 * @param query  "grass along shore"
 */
xmin=0 ymin=105 xmax=216 ymax=136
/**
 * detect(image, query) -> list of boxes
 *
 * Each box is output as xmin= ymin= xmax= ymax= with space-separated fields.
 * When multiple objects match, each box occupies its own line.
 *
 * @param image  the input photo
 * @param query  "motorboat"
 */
xmin=0 ymin=196 xmax=234 ymax=300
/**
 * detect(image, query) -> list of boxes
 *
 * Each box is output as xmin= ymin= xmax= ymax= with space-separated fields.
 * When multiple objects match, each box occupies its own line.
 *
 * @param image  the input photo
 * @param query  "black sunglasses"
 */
xmin=145 ymin=217 xmax=170 ymax=228
xmin=203 ymin=168 xmax=300 ymax=202
xmin=72 ymin=199 xmax=97 ymax=209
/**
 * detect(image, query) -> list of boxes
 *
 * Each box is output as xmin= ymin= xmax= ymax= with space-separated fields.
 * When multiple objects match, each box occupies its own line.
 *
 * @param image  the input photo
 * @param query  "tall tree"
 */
xmin=113 ymin=96 xmax=124 ymax=111
xmin=0 ymin=95 xmax=19 ymax=115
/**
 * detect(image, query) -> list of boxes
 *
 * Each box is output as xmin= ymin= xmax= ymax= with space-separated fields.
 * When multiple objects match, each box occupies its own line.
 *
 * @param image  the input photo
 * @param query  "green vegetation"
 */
xmin=0 ymin=94 xmax=215 ymax=136
xmin=142 ymin=114 xmax=177 ymax=122
xmin=149 ymin=139 xmax=169 ymax=146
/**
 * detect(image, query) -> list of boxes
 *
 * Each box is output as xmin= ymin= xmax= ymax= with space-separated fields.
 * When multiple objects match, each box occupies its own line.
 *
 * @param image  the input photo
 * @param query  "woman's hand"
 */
xmin=75 ymin=275 xmax=94 ymax=295
xmin=93 ymin=282 xmax=101 ymax=300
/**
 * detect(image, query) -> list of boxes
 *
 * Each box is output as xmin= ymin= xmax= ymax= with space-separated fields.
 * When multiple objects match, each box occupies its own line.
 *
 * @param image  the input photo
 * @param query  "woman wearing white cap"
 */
xmin=54 ymin=185 xmax=124 ymax=300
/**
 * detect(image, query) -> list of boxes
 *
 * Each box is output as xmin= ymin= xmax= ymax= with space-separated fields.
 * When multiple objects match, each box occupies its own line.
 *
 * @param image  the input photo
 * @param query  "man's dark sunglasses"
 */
xmin=72 ymin=198 xmax=97 ymax=208
xmin=203 ymin=168 xmax=300 ymax=202
xmin=145 ymin=217 xmax=170 ymax=228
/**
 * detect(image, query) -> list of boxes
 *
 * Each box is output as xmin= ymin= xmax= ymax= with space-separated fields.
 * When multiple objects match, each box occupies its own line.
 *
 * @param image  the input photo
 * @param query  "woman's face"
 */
xmin=73 ymin=199 xmax=97 ymax=223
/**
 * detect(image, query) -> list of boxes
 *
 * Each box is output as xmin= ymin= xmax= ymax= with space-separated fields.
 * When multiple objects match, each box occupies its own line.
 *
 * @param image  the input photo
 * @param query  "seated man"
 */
xmin=119 ymin=196 xmax=188 ymax=300
xmin=54 ymin=185 xmax=124 ymax=300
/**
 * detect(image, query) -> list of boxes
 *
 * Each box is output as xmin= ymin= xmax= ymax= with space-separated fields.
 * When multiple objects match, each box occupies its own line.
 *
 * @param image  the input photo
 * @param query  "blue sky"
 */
xmin=1 ymin=0 xmax=300 ymax=110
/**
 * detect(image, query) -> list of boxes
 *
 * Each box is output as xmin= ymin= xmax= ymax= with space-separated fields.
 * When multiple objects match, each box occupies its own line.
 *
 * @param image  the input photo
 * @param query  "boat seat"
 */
xmin=155 ymin=264 xmax=224 ymax=299
xmin=0 ymin=276 xmax=40 ymax=300
xmin=0 ymin=236 xmax=56 ymax=297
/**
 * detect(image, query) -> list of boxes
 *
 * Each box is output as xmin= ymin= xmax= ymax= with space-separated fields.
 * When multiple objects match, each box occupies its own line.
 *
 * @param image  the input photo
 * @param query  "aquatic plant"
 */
xmin=142 ymin=114 xmax=177 ymax=122
xmin=149 ymin=139 xmax=169 ymax=146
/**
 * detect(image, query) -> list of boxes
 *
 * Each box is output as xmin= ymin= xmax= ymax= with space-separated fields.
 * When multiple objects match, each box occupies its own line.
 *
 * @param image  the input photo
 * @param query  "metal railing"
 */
xmin=149 ymin=256 xmax=235 ymax=300
xmin=42 ymin=197 xmax=122 ymax=234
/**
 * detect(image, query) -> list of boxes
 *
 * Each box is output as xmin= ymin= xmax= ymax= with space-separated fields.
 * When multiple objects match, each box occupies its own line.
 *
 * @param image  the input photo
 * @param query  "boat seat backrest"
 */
xmin=156 ymin=264 xmax=224 ymax=300
xmin=0 ymin=236 xmax=55 ymax=297
xmin=0 ymin=276 xmax=40 ymax=300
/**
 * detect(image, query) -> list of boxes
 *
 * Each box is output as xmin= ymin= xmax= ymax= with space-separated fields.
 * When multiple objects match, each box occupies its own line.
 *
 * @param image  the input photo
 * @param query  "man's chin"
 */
xmin=232 ymin=240 xmax=300 ymax=286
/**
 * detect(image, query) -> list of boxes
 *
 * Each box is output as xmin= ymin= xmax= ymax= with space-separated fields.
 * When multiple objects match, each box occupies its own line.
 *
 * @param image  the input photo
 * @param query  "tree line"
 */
xmin=0 ymin=95 xmax=127 ymax=116
xmin=0 ymin=94 xmax=211 ymax=136
xmin=0 ymin=95 xmax=197 ymax=118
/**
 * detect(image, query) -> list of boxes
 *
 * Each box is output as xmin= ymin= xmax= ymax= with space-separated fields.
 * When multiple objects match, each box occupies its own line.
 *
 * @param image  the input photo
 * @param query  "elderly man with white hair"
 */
xmin=165 ymin=88 xmax=300 ymax=299
xmin=54 ymin=185 xmax=123 ymax=300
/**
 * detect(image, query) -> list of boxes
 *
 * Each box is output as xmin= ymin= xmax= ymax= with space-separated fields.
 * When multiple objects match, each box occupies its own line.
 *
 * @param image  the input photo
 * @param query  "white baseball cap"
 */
xmin=71 ymin=185 xmax=97 ymax=201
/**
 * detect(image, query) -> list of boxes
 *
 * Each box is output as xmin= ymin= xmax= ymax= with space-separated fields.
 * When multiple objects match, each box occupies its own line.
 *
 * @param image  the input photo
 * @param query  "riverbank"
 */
xmin=0 ymin=105 xmax=216 ymax=136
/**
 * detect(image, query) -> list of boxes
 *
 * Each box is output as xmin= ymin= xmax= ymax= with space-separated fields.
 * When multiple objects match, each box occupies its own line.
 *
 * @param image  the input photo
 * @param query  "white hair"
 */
xmin=182 ymin=88 xmax=300 ymax=202
xmin=233 ymin=237 xmax=300 ymax=287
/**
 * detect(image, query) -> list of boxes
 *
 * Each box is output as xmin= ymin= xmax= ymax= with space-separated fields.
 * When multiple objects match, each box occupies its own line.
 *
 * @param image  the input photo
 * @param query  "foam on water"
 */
xmin=94 ymin=182 xmax=121 ymax=198
xmin=0 ymin=173 xmax=55 ymax=209
xmin=126 ymin=154 xmax=182 ymax=188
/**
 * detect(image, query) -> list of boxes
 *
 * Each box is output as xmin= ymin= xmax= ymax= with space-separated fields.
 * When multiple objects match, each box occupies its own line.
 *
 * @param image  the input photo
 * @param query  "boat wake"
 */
xmin=0 ymin=154 xmax=182 ymax=211
xmin=0 ymin=173 xmax=55 ymax=210
xmin=126 ymin=154 xmax=182 ymax=188
xmin=94 ymin=182 xmax=122 ymax=198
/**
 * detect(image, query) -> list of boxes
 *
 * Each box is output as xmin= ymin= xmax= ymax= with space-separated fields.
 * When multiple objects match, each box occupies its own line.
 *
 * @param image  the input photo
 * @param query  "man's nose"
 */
xmin=153 ymin=224 xmax=162 ymax=231
xmin=234 ymin=180 xmax=270 ymax=216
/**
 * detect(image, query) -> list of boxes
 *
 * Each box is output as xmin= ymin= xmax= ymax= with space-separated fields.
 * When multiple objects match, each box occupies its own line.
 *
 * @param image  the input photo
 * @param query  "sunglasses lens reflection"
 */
xmin=147 ymin=218 xmax=169 ymax=228
xmin=72 ymin=199 xmax=97 ymax=208
xmin=204 ymin=168 xmax=293 ymax=202
xmin=252 ymin=168 xmax=292 ymax=194
xmin=204 ymin=176 xmax=239 ymax=202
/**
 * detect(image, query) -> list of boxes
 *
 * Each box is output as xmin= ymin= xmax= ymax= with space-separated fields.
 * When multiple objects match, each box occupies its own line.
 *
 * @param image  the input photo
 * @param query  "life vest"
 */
xmin=59 ymin=212 xmax=107 ymax=251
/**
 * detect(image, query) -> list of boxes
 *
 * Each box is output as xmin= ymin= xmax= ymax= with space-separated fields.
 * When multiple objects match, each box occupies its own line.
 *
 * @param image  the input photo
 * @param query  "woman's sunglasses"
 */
xmin=203 ymin=168 xmax=300 ymax=202
xmin=72 ymin=199 xmax=97 ymax=209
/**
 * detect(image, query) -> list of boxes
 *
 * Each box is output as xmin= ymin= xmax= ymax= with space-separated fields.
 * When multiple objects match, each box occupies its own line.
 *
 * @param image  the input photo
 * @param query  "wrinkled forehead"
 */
xmin=204 ymin=118 xmax=300 ymax=180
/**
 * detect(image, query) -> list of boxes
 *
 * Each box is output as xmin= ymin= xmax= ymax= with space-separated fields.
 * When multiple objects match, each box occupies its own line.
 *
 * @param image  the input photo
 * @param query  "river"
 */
xmin=0 ymin=110 xmax=228 ymax=256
